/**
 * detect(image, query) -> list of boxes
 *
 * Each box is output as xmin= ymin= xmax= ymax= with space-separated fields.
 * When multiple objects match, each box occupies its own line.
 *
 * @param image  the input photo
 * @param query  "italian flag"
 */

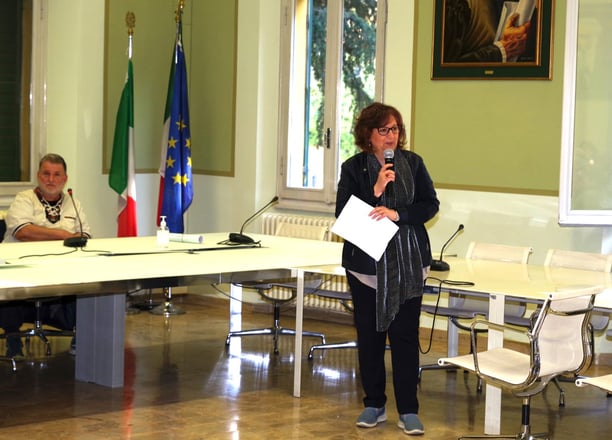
xmin=109 ymin=59 xmax=138 ymax=237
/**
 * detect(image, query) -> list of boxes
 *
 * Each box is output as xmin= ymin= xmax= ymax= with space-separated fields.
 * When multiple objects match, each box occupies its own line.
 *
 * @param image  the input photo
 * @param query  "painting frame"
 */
xmin=431 ymin=0 xmax=554 ymax=80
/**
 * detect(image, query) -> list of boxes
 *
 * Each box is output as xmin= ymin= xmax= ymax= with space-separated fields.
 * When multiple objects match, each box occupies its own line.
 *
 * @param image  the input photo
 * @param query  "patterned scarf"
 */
xmin=367 ymin=152 xmax=424 ymax=331
xmin=35 ymin=187 xmax=63 ymax=224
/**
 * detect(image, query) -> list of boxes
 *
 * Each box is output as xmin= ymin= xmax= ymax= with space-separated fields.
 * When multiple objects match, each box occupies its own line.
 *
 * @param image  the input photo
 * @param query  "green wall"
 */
xmin=102 ymin=1 xmax=567 ymax=196
xmin=104 ymin=0 xmax=236 ymax=176
xmin=412 ymin=1 xmax=566 ymax=195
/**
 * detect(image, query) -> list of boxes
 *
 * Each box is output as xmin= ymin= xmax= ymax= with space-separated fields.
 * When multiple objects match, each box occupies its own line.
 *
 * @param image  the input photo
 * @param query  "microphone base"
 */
xmin=228 ymin=233 xmax=255 ymax=245
xmin=430 ymin=259 xmax=450 ymax=272
xmin=64 ymin=236 xmax=88 ymax=248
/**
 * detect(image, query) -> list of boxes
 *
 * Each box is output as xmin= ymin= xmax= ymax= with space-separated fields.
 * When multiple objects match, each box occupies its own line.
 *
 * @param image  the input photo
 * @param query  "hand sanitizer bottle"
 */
xmin=157 ymin=215 xmax=170 ymax=248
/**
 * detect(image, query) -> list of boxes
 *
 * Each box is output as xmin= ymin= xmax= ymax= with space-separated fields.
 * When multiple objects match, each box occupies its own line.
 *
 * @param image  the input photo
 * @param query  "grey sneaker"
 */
xmin=356 ymin=406 xmax=386 ymax=428
xmin=398 ymin=413 xmax=424 ymax=435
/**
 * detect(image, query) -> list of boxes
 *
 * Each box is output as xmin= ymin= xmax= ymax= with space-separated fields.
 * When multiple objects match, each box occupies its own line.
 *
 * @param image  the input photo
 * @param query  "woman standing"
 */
xmin=336 ymin=102 xmax=439 ymax=435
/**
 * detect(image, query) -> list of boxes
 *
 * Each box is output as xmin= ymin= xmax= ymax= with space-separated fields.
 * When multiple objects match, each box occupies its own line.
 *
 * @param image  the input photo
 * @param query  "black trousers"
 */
xmin=347 ymin=271 xmax=422 ymax=415
xmin=0 ymin=296 xmax=76 ymax=334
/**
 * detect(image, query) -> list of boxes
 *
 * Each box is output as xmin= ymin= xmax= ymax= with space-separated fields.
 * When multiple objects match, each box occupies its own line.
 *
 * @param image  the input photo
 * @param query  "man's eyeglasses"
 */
xmin=376 ymin=125 xmax=400 ymax=136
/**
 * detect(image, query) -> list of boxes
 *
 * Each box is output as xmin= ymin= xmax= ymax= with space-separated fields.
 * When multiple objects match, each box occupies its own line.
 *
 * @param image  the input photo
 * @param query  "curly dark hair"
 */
xmin=353 ymin=102 xmax=406 ymax=153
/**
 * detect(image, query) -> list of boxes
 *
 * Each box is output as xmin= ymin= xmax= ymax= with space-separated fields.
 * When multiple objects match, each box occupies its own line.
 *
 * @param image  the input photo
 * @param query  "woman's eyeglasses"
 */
xmin=376 ymin=125 xmax=400 ymax=136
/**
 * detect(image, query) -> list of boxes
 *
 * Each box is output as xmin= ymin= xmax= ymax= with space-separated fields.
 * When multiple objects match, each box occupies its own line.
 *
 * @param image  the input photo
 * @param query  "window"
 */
xmin=277 ymin=0 xmax=386 ymax=210
xmin=0 ymin=0 xmax=45 ymax=199
xmin=0 ymin=0 xmax=31 ymax=182
xmin=559 ymin=0 xmax=612 ymax=225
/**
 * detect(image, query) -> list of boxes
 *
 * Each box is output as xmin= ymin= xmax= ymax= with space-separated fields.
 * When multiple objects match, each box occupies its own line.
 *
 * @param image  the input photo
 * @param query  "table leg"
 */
xmin=484 ymin=293 xmax=505 ymax=435
xmin=227 ymin=282 xmax=243 ymax=356
xmin=75 ymin=293 xmax=126 ymax=388
xmin=293 ymin=268 xmax=305 ymax=397
xmin=229 ymin=282 xmax=243 ymax=333
xmin=447 ymin=293 xmax=461 ymax=357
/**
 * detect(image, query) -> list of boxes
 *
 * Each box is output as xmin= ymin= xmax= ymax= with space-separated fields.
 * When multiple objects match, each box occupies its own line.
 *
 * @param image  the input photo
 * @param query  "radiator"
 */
xmin=260 ymin=213 xmax=351 ymax=314
xmin=261 ymin=213 xmax=342 ymax=242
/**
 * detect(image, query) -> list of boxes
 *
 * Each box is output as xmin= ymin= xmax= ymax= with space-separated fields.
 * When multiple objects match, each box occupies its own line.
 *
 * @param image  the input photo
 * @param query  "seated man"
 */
xmin=1 ymin=153 xmax=91 ymax=358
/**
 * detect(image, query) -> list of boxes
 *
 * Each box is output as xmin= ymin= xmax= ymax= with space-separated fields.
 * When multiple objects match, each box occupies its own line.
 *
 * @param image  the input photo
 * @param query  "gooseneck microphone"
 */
xmin=63 ymin=188 xmax=89 ymax=248
xmin=227 ymin=196 xmax=279 ymax=244
xmin=430 ymin=224 xmax=464 ymax=272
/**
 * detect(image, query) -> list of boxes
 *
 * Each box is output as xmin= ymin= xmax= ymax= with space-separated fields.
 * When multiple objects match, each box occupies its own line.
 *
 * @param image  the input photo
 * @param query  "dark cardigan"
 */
xmin=335 ymin=149 xmax=440 ymax=275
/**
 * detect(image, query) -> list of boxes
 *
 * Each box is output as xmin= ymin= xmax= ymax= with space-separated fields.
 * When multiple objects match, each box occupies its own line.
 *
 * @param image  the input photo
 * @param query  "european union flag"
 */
xmin=160 ymin=37 xmax=193 ymax=233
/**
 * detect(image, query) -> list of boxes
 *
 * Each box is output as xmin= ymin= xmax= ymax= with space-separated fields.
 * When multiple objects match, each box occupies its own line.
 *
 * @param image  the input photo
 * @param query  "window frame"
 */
xmin=276 ymin=0 xmax=387 ymax=212
xmin=559 ymin=0 xmax=612 ymax=225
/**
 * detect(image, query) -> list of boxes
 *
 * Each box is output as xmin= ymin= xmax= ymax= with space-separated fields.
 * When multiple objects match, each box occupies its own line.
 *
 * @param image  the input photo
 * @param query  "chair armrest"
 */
xmin=469 ymin=317 xmax=532 ymax=340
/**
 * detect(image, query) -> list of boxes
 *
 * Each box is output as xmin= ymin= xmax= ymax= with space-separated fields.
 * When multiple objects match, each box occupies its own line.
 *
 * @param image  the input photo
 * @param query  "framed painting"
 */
xmin=431 ymin=0 xmax=554 ymax=79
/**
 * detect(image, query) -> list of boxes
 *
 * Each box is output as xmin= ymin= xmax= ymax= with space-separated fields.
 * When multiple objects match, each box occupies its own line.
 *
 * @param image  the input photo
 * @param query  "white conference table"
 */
xmin=294 ymin=259 xmax=612 ymax=435
xmin=0 ymin=233 xmax=342 ymax=388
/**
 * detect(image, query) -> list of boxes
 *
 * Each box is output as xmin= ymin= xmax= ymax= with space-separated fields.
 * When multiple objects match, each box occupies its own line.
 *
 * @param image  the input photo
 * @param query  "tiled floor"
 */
xmin=0 ymin=292 xmax=611 ymax=439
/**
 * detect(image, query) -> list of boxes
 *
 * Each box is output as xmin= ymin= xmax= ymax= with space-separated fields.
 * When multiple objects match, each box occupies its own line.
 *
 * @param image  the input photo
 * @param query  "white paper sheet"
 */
xmin=331 ymin=195 xmax=399 ymax=261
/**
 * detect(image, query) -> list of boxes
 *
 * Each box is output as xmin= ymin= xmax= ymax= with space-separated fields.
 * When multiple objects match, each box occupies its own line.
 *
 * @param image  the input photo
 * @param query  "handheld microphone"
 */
xmin=63 ymin=188 xmax=88 ymax=248
xmin=383 ymin=149 xmax=394 ymax=202
xmin=430 ymin=224 xmax=464 ymax=272
xmin=228 ymin=196 xmax=279 ymax=244
xmin=383 ymin=148 xmax=394 ymax=170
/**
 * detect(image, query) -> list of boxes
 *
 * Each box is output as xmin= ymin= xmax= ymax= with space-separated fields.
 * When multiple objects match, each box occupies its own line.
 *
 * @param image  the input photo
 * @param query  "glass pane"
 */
xmin=285 ymin=0 xmax=326 ymax=190
xmin=570 ymin=1 xmax=612 ymax=210
xmin=337 ymin=0 xmax=377 ymax=176
xmin=286 ymin=0 xmax=377 ymax=191
xmin=0 ymin=0 xmax=31 ymax=182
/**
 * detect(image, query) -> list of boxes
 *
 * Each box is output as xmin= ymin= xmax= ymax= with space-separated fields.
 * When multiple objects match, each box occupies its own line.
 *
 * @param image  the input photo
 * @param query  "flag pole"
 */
xmin=174 ymin=0 xmax=184 ymax=60
xmin=126 ymin=11 xmax=135 ymax=60
xmin=150 ymin=0 xmax=185 ymax=318
xmin=176 ymin=0 xmax=184 ymax=23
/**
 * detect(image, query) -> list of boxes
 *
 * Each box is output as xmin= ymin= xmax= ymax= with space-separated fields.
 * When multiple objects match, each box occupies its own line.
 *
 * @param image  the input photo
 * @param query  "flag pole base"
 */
xmin=149 ymin=287 xmax=186 ymax=316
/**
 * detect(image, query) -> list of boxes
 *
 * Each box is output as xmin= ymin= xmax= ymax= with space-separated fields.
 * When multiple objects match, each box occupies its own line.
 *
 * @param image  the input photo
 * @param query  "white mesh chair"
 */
xmin=439 ymin=285 xmax=601 ymax=439
xmin=575 ymin=374 xmax=612 ymax=394
xmin=307 ymin=286 xmax=357 ymax=359
xmin=543 ymin=249 xmax=612 ymax=343
xmin=488 ymin=249 xmax=612 ymax=408
xmin=539 ymin=249 xmax=612 ymax=397
xmin=420 ymin=242 xmax=533 ymax=391
xmin=306 ymin=276 xmax=393 ymax=360
xmin=225 ymin=222 xmax=328 ymax=354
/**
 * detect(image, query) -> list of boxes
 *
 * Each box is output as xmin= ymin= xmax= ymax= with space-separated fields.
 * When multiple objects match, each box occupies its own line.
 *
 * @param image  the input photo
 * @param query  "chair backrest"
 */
xmin=466 ymin=241 xmax=532 ymax=264
xmin=460 ymin=242 xmax=532 ymax=315
xmin=544 ymin=249 xmax=612 ymax=272
xmin=533 ymin=285 xmax=600 ymax=377
xmin=274 ymin=222 xmax=328 ymax=241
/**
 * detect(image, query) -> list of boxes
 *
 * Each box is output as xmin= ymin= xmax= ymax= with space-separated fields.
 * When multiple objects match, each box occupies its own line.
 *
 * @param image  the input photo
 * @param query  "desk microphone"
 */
xmin=228 ymin=196 xmax=279 ymax=244
xmin=63 ymin=188 xmax=88 ymax=248
xmin=430 ymin=224 xmax=464 ymax=272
